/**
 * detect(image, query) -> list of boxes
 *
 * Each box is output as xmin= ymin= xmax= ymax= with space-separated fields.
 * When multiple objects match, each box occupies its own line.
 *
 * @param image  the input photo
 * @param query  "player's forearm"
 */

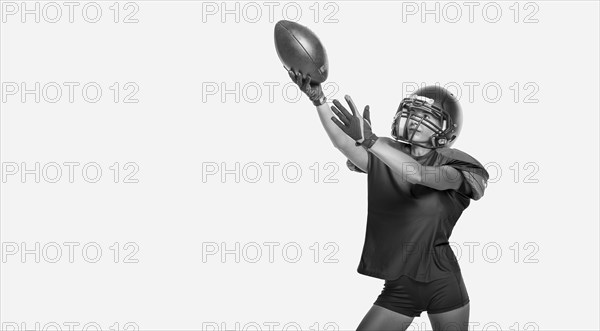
xmin=315 ymin=103 xmax=356 ymax=148
xmin=368 ymin=137 xmax=422 ymax=184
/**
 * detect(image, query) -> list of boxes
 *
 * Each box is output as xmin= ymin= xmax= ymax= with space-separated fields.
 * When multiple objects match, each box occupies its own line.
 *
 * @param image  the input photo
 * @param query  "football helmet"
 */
xmin=391 ymin=85 xmax=463 ymax=148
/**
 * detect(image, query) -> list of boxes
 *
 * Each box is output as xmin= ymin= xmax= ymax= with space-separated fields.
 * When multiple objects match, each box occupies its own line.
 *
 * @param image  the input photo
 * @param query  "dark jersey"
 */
xmin=348 ymin=141 xmax=489 ymax=282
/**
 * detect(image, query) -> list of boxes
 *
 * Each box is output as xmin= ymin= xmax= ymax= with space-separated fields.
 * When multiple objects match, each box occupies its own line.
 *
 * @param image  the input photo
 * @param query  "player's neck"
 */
xmin=411 ymin=144 xmax=434 ymax=157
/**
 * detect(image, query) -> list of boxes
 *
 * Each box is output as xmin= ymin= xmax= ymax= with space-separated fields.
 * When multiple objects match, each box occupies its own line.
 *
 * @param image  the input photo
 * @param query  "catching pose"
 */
xmin=288 ymin=70 xmax=489 ymax=331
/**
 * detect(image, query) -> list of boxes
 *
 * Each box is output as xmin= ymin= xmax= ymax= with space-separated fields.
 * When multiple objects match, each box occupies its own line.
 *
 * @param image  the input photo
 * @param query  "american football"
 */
xmin=274 ymin=20 xmax=329 ymax=83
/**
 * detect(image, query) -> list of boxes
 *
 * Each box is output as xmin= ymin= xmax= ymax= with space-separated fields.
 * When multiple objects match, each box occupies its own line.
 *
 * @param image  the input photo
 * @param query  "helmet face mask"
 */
xmin=391 ymin=86 xmax=462 ymax=149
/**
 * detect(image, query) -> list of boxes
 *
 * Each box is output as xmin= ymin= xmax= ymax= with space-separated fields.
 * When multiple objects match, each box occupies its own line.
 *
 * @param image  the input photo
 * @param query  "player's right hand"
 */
xmin=287 ymin=68 xmax=326 ymax=106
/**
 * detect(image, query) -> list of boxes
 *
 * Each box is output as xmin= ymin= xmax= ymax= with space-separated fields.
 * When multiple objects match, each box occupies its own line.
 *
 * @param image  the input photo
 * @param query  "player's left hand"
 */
xmin=330 ymin=95 xmax=375 ymax=144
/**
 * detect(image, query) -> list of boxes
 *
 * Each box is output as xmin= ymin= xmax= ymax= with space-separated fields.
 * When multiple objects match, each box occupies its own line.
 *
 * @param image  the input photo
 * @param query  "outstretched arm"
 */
xmin=287 ymin=70 xmax=368 ymax=171
xmin=315 ymin=102 xmax=369 ymax=171
xmin=315 ymin=102 xmax=361 ymax=149
xmin=329 ymin=96 xmax=464 ymax=191
xmin=368 ymin=137 xmax=463 ymax=190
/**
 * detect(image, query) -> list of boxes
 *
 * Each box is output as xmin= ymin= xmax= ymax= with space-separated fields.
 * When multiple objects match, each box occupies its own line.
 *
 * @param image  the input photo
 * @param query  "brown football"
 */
xmin=274 ymin=20 xmax=329 ymax=83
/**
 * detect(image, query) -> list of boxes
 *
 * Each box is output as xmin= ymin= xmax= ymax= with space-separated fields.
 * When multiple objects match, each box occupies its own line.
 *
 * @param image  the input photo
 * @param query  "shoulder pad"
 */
xmin=437 ymin=147 xmax=485 ymax=168
xmin=437 ymin=148 xmax=490 ymax=201
xmin=437 ymin=147 xmax=489 ymax=184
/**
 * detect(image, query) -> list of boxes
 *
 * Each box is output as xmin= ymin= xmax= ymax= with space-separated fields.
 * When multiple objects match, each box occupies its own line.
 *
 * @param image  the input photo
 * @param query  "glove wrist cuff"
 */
xmin=355 ymin=134 xmax=379 ymax=150
xmin=312 ymin=95 xmax=327 ymax=106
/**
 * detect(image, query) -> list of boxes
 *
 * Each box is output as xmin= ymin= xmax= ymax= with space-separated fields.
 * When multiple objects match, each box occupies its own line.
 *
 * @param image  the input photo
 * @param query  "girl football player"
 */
xmin=288 ymin=70 xmax=489 ymax=331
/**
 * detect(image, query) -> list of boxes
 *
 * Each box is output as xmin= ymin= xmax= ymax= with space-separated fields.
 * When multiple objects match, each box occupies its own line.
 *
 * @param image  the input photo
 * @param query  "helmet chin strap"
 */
xmin=408 ymin=140 xmax=436 ymax=149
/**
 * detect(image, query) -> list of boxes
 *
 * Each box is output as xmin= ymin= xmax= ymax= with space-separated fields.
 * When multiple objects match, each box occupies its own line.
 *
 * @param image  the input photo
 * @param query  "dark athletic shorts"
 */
xmin=373 ymin=271 xmax=470 ymax=317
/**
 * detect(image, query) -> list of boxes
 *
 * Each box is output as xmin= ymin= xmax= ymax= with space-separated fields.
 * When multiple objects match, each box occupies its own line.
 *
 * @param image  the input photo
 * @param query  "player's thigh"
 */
xmin=357 ymin=305 xmax=414 ymax=331
xmin=427 ymin=302 xmax=470 ymax=331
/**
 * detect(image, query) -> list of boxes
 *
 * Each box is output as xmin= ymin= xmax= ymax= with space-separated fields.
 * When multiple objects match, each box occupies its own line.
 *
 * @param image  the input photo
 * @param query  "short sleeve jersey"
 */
xmin=350 ymin=141 xmax=489 ymax=282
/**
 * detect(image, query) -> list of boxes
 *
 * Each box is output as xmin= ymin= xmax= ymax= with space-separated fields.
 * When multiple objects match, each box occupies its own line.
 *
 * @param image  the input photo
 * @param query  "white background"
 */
xmin=1 ymin=1 xmax=599 ymax=330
